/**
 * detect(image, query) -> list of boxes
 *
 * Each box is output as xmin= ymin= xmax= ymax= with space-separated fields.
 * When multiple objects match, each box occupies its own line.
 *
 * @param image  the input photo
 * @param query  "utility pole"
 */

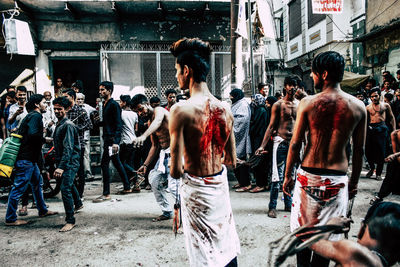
xmin=230 ymin=0 xmax=244 ymax=90
xmin=248 ymin=0 xmax=255 ymax=95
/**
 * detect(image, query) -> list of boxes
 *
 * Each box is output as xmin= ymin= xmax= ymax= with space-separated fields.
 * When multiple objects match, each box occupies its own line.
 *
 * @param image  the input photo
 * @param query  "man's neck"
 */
xmin=284 ymin=94 xmax=294 ymax=102
xmin=18 ymin=101 xmax=25 ymax=106
xmin=189 ymin=82 xmax=210 ymax=98
xmin=57 ymin=116 xmax=67 ymax=124
xmin=103 ymin=95 xmax=111 ymax=104
xmin=322 ymin=82 xmax=341 ymax=93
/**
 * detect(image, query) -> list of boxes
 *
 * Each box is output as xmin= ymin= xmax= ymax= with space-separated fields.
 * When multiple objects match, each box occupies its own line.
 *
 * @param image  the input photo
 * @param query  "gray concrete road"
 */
xmin=0 ymin=170 xmax=399 ymax=267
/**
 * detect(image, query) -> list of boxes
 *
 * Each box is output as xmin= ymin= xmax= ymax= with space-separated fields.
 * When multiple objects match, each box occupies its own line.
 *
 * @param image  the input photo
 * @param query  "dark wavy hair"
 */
xmin=53 ymin=96 xmax=72 ymax=109
xmin=312 ymin=51 xmax=345 ymax=83
xmin=26 ymin=94 xmax=44 ymax=112
xmin=170 ymin=38 xmax=212 ymax=83
xmin=130 ymin=94 xmax=148 ymax=109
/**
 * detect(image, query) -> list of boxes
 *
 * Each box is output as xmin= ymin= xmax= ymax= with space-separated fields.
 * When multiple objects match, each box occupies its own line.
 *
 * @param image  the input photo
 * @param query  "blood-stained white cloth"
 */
xmin=290 ymin=167 xmax=348 ymax=241
xmin=271 ymin=135 xmax=285 ymax=182
xmin=180 ymin=165 xmax=240 ymax=267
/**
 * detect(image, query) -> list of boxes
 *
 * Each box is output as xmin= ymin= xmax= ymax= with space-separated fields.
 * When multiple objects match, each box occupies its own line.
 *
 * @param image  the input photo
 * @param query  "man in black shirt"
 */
xmin=53 ymin=96 xmax=82 ymax=232
xmin=5 ymin=94 xmax=58 ymax=226
xmin=93 ymin=81 xmax=131 ymax=203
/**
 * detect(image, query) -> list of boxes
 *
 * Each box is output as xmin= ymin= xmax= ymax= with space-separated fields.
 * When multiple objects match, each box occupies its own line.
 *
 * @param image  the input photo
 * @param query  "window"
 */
xmin=289 ymin=0 xmax=301 ymax=40
xmin=308 ymin=0 xmax=325 ymax=28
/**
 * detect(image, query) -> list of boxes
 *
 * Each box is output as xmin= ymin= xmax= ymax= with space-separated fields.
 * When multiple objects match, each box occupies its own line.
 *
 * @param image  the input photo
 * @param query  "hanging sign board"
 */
xmin=312 ymin=0 xmax=343 ymax=14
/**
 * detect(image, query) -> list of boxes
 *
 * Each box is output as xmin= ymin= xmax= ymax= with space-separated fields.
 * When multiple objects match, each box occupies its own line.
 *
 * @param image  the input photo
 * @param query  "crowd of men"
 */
xmin=1 ymin=38 xmax=400 ymax=266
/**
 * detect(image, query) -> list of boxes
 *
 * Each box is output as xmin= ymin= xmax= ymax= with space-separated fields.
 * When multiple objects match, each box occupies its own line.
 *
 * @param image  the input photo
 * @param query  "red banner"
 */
xmin=312 ymin=0 xmax=343 ymax=14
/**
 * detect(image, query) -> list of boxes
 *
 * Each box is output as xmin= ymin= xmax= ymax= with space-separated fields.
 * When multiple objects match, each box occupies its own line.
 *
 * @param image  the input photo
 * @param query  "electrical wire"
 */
xmin=366 ymin=0 xmax=400 ymax=26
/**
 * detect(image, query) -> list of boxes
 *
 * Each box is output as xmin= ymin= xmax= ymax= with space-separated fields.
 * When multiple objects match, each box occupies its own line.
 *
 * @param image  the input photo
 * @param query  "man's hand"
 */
xmin=112 ymin=144 xmax=119 ymax=154
xmin=348 ymin=184 xmax=358 ymax=200
xmin=327 ymin=216 xmax=353 ymax=234
xmin=48 ymin=121 xmax=54 ymax=127
xmin=283 ymin=177 xmax=294 ymax=197
xmin=15 ymin=107 xmax=23 ymax=115
xmin=137 ymin=165 xmax=147 ymax=176
xmin=133 ymin=136 xmax=146 ymax=148
xmin=45 ymin=137 xmax=53 ymax=144
xmin=385 ymin=153 xmax=397 ymax=162
xmin=255 ymin=146 xmax=264 ymax=155
xmin=53 ymin=168 xmax=64 ymax=179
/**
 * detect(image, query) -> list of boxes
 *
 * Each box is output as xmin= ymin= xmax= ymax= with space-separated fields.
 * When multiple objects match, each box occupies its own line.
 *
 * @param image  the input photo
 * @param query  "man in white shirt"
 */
xmin=119 ymin=95 xmax=139 ymax=190
xmin=42 ymin=91 xmax=57 ymax=136
xmin=8 ymin=86 xmax=28 ymax=133
xmin=76 ymin=93 xmax=96 ymax=180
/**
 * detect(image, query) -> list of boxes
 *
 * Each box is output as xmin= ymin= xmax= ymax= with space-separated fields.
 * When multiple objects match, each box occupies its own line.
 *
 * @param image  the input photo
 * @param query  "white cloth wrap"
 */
xmin=180 ymin=165 xmax=240 ymax=267
xmin=157 ymin=147 xmax=170 ymax=174
xmin=271 ymin=135 xmax=285 ymax=182
xmin=290 ymin=167 xmax=348 ymax=241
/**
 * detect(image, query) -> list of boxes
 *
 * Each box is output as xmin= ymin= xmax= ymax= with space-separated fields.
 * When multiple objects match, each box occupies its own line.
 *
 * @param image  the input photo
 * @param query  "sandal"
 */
xmin=92 ymin=195 xmax=111 ymax=203
xmin=152 ymin=214 xmax=171 ymax=222
xmin=249 ymin=186 xmax=266 ymax=193
xmin=39 ymin=210 xmax=59 ymax=217
xmin=117 ymin=189 xmax=134 ymax=195
xmin=235 ymin=185 xmax=252 ymax=192
xmin=232 ymin=183 xmax=241 ymax=189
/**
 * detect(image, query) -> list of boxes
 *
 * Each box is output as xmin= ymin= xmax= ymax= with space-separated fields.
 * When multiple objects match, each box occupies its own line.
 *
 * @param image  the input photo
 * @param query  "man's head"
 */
xmin=99 ymin=81 xmax=113 ymax=99
xmin=26 ymin=94 xmax=46 ymax=113
xmin=6 ymin=85 xmax=15 ymax=93
xmin=131 ymin=94 xmax=152 ymax=117
xmin=53 ymin=96 xmax=72 ymax=120
xmin=71 ymin=80 xmax=83 ymax=93
xmin=395 ymin=88 xmax=400 ymax=100
xmin=119 ymin=94 xmax=131 ymax=109
xmin=76 ymin=93 xmax=85 ymax=106
xmin=383 ymin=80 xmax=391 ymax=91
xmin=63 ymin=89 xmax=76 ymax=105
xmin=275 ymin=91 xmax=282 ymax=100
xmin=384 ymin=93 xmax=394 ymax=104
xmin=6 ymin=91 xmax=16 ymax=104
xmin=258 ymin=83 xmax=269 ymax=97
xmin=365 ymin=78 xmax=376 ymax=91
xmin=165 ymin=89 xmax=177 ymax=107
xmin=43 ymin=91 xmax=52 ymax=102
xmin=55 ymin=78 xmax=63 ymax=88
xmin=312 ymin=51 xmax=345 ymax=91
xmin=16 ymin=86 xmax=27 ymax=104
xmin=358 ymin=202 xmax=400 ymax=266
xmin=356 ymin=91 xmax=365 ymax=101
xmin=283 ymin=76 xmax=297 ymax=97
xmin=170 ymin=38 xmax=212 ymax=90
xmin=149 ymin=96 xmax=161 ymax=108
xmin=369 ymin=87 xmax=381 ymax=104
xmin=396 ymin=70 xmax=400 ymax=81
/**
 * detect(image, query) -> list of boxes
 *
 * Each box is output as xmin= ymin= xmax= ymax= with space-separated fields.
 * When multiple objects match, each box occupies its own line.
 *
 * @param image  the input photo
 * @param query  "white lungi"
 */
xmin=180 ymin=165 xmax=240 ymax=267
xmin=290 ymin=167 xmax=348 ymax=241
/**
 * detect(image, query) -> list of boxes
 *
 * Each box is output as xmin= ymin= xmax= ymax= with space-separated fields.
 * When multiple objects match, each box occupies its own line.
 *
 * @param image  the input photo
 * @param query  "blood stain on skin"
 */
xmin=199 ymin=107 xmax=227 ymax=158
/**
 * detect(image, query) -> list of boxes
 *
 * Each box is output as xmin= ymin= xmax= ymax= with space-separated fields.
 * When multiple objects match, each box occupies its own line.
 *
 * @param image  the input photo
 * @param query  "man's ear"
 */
xmin=183 ymin=65 xmax=190 ymax=76
xmin=322 ymin=70 xmax=328 ymax=81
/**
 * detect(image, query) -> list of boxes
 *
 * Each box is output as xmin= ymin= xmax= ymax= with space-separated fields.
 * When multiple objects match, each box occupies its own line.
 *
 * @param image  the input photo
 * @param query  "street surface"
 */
xmin=0 ymin=169 xmax=399 ymax=267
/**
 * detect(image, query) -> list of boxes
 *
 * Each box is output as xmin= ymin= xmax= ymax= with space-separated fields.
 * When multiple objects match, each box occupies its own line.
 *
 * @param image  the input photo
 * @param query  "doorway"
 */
xmin=51 ymin=58 xmax=99 ymax=106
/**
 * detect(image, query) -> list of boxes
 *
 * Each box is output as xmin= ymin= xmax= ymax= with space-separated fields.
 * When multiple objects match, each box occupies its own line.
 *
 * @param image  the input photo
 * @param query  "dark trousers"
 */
xmin=60 ymin=168 xmax=82 ymax=224
xmin=378 ymin=160 xmax=400 ymax=199
xmin=365 ymin=122 xmax=388 ymax=176
xmin=297 ymin=247 xmax=330 ymax=267
xmin=252 ymin=154 xmax=270 ymax=187
xmin=101 ymin=143 xmax=130 ymax=195
xmin=120 ymin=143 xmax=136 ymax=179
xmin=234 ymin=156 xmax=250 ymax=187
xmin=75 ymin=149 xmax=85 ymax=197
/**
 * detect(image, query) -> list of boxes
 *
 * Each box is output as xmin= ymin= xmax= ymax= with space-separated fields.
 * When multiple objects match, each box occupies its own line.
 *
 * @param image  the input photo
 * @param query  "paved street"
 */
xmin=0 ymin=170 xmax=399 ymax=267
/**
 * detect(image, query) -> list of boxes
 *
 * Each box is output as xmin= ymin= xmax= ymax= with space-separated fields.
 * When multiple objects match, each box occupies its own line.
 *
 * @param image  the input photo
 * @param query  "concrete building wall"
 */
xmin=366 ymin=0 xmax=400 ymax=32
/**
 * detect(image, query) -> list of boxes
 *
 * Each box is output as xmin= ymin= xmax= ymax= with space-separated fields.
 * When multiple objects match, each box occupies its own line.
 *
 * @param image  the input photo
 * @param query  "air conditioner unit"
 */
xmin=3 ymin=18 xmax=35 ymax=56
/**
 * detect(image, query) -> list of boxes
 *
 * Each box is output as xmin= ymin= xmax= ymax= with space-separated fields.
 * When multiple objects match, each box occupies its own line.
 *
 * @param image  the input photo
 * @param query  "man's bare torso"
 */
xmin=366 ymin=103 xmax=388 ymax=124
xmin=276 ymin=99 xmax=297 ymax=140
xmin=178 ymin=96 xmax=232 ymax=176
xmin=151 ymin=108 xmax=170 ymax=149
xmin=302 ymin=91 xmax=365 ymax=171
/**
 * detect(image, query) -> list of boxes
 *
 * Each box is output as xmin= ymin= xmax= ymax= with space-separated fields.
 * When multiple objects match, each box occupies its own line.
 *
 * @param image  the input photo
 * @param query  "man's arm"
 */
xmin=255 ymin=101 xmax=280 ymax=154
xmin=139 ymin=107 xmax=165 ymax=140
xmin=58 ymin=124 xmax=76 ymax=170
xmin=8 ymin=105 xmax=19 ymax=125
xmin=169 ymin=105 xmax=185 ymax=179
xmin=385 ymin=103 xmax=396 ymax=130
xmin=112 ymin=102 xmax=123 ymax=145
xmin=223 ymin=114 xmax=237 ymax=168
xmin=283 ymin=99 xmax=308 ymax=196
xmin=78 ymin=110 xmax=92 ymax=132
xmin=350 ymin=105 xmax=367 ymax=199
xmin=27 ymin=114 xmax=45 ymax=144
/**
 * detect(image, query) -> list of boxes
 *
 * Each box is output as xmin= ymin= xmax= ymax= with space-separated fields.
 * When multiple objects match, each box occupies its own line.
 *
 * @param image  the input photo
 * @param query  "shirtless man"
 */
xmin=310 ymin=202 xmax=400 ymax=267
xmin=131 ymin=94 xmax=179 ymax=222
xmin=169 ymin=38 xmax=240 ymax=267
xmin=370 ymin=129 xmax=400 ymax=205
xmin=365 ymin=88 xmax=395 ymax=180
xmin=255 ymin=76 xmax=298 ymax=218
xmin=282 ymin=51 xmax=367 ymax=267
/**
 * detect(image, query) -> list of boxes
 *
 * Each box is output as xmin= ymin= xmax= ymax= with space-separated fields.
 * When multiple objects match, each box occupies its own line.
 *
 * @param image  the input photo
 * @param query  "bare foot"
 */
xmin=59 ymin=223 xmax=75 ymax=232
xmin=5 ymin=219 xmax=28 ymax=226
